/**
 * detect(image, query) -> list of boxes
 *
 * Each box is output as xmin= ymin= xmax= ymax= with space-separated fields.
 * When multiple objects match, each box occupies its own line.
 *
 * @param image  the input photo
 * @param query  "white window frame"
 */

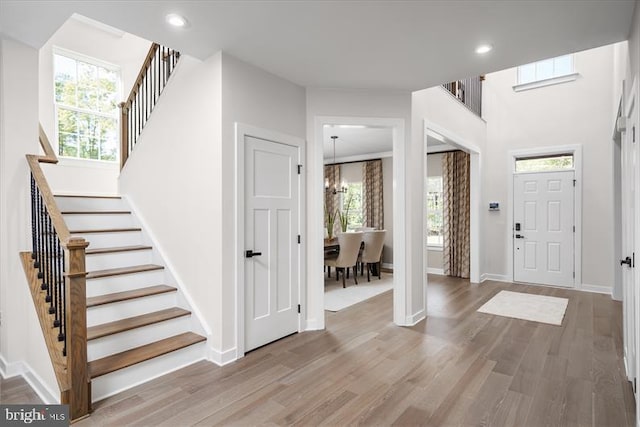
xmin=426 ymin=175 xmax=444 ymax=250
xmin=53 ymin=47 xmax=122 ymax=164
xmin=513 ymin=54 xmax=579 ymax=92
xmin=339 ymin=181 xmax=364 ymax=231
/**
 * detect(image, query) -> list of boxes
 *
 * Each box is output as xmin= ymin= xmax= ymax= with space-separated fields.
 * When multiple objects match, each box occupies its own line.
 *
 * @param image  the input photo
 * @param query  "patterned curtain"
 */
xmin=443 ymin=151 xmax=470 ymax=278
xmin=324 ymin=164 xmax=340 ymax=236
xmin=362 ymin=159 xmax=384 ymax=229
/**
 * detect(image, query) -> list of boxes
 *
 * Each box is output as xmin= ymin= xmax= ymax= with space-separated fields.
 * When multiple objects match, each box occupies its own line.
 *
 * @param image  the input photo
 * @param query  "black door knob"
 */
xmin=245 ymin=250 xmax=262 ymax=258
xmin=621 ymin=256 xmax=632 ymax=267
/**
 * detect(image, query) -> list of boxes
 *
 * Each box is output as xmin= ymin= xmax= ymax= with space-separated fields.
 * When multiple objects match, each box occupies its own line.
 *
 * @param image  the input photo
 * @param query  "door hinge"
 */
xmin=634 ymin=377 xmax=637 ymax=393
xmin=633 ymin=126 xmax=636 ymax=143
xmin=573 ymin=271 xmax=575 ymax=278
xmin=297 ymin=164 xmax=302 ymax=174
xmin=297 ymin=304 xmax=301 ymax=314
xmin=634 ymin=252 xmax=636 ymax=268
xmin=573 ymin=225 xmax=575 ymax=232
xmin=297 ymin=235 xmax=301 ymax=244
xmin=573 ymin=179 xmax=576 ymax=187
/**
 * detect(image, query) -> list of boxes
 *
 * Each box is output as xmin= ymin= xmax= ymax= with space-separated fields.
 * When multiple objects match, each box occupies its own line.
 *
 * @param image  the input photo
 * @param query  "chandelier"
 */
xmin=325 ymin=135 xmax=347 ymax=194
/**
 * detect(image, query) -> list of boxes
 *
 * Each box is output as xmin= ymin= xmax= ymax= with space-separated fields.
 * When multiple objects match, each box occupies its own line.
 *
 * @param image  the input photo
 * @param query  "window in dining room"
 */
xmin=427 ymin=176 xmax=444 ymax=247
xmin=342 ymin=182 xmax=364 ymax=230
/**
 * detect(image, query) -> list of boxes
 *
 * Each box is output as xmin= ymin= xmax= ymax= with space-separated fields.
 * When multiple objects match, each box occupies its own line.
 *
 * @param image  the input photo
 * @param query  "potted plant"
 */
xmin=325 ymin=202 xmax=337 ymax=239
xmin=338 ymin=194 xmax=353 ymax=232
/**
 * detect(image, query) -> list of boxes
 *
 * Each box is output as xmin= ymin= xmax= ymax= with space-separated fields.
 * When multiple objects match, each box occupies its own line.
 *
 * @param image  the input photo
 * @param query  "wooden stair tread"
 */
xmin=61 ymin=210 xmax=131 ymax=215
xmin=54 ymin=194 xmax=121 ymax=199
xmin=86 ymin=245 xmax=152 ymax=255
xmin=88 ymin=332 xmax=206 ymax=378
xmin=87 ymin=308 xmax=190 ymax=340
xmin=86 ymin=285 xmax=176 ymax=307
xmin=70 ymin=227 xmax=141 ymax=234
xmin=86 ymin=264 xmax=164 ymax=279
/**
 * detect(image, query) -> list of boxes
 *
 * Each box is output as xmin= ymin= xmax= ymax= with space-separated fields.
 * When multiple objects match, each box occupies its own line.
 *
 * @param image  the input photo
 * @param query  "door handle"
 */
xmin=245 ymin=250 xmax=262 ymax=258
xmin=621 ymin=256 xmax=632 ymax=267
xmin=515 ymin=234 xmax=525 ymax=239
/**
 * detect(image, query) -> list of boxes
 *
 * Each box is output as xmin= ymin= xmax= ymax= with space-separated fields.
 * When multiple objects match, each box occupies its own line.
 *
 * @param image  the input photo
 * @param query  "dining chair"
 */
xmin=359 ymin=230 xmax=386 ymax=281
xmin=324 ymin=232 xmax=363 ymax=288
xmin=354 ymin=227 xmax=374 ymax=274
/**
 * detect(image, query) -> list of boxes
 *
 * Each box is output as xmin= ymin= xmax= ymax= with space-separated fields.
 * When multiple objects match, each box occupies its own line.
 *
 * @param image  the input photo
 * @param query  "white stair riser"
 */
xmin=54 ymin=197 xmax=125 ymax=212
xmin=87 ymin=292 xmax=177 ymax=326
xmin=88 ymin=316 xmax=192 ymax=360
xmin=86 ymin=250 xmax=152 ymax=271
xmin=78 ymin=231 xmax=143 ymax=248
xmin=86 ymin=270 xmax=165 ymax=297
xmin=91 ymin=343 xmax=206 ymax=402
xmin=63 ymin=214 xmax=135 ymax=230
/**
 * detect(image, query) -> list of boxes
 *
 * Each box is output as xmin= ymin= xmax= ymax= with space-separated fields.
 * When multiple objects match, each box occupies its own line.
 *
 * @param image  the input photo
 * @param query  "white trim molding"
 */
xmin=427 ymin=268 xmax=444 ymax=275
xmin=513 ymin=73 xmax=580 ymax=92
xmin=480 ymin=273 xmax=511 ymax=283
xmin=507 ymin=145 xmax=583 ymax=289
xmin=406 ymin=309 xmax=426 ymax=326
xmin=580 ymin=283 xmax=613 ymax=296
xmin=208 ymin=346 xmax=238 ymax=366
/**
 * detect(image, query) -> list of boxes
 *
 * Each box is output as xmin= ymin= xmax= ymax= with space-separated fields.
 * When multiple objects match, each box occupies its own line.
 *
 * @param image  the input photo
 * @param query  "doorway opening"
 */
xmin=423 ymin=122 xmax=481 ymax=284
xmin=312 ymin=116 xmax=407 ymax=329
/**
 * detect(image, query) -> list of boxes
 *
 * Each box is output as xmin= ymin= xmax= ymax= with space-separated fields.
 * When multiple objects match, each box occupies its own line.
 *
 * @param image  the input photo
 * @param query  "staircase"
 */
xmin=56 ymin=194 xmax=206 ymax=401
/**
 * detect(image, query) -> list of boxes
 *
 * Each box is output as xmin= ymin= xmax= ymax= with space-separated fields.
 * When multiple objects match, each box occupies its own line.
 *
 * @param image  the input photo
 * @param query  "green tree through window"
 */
xmin=342 ymin=182 xmax=363 ymax=230
xmin=54 ymin=53 xmax=119 ymax=161
xmin=427 ymin=176 xmax=443 ymax=246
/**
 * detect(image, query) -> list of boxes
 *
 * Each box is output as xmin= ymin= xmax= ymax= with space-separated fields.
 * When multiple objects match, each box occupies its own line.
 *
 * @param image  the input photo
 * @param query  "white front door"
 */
xmin=622 ymin=98 xmax=637 ymax=392
xmin=244 ymin=135 xmax=300 ymax=352
xmin=513 ymin=171 xmax=575 ymax=287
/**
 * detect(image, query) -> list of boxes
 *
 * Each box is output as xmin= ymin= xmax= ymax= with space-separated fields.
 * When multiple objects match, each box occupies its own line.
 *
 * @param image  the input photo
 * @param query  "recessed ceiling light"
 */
xmin=475 ymin=44 xmax=493 ymax=54
xmin=166 ymin=13 xmax=189 ymax=28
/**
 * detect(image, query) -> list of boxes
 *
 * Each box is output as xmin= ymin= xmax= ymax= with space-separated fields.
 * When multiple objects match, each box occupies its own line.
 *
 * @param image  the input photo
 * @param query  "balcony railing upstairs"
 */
xmin=119 ymin=43 xmax=180 ymax=169
xmin=442 ymin=75 xmax=484 ymax=117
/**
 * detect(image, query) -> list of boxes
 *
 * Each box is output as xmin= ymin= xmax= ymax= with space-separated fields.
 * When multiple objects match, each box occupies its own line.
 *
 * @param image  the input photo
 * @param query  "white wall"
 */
xmin=38 ymin=17 xmax=150 ymax=196
xmin=426 ymin=153 xmax=444 ymax=271
xmin=482 ymin=44 xmax=616 ymax=290
xmin=119 ymin=53 xmax=223 ymax=350
xmin=306 ymin=88 xmax=412 ymax=326
xmin=0 ymin=37 xmax=59 ymax=403
xmin=220 ymin=53 xmax=307 ymax=354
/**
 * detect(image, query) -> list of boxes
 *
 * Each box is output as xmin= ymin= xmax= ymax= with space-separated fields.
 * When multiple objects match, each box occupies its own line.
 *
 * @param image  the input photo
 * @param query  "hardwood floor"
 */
xmin=6 ymin=276 xmax=637 ymax=425
xmin=0 ymin=376 xmax=42 ymax=404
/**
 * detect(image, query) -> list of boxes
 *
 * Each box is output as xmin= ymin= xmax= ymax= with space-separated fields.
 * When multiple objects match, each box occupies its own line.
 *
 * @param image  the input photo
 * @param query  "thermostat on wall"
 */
xmin=489 ymin=202 xmax=500 ymax=211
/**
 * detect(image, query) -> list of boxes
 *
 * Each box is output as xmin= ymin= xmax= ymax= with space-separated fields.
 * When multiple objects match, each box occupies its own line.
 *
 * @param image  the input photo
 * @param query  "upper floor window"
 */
xmin=513 ymin=54 xmax=579 ymax=92
xmin=517 ymin=54 xmax=574 ymax=85
xmin=54 ymin=51 xmax=120 ymax=162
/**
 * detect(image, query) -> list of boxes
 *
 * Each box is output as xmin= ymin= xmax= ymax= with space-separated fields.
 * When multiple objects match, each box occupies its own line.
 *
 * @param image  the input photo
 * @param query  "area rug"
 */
xmin=324 ymin=274 xmax=393 ymax=312
xmin=477 ymin=290 xmax=569 ymax=326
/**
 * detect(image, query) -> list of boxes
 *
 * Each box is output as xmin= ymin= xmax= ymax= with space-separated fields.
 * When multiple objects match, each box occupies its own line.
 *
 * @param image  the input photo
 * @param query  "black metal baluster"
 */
xmin=61 ymin=248 xmax=66 ymax=356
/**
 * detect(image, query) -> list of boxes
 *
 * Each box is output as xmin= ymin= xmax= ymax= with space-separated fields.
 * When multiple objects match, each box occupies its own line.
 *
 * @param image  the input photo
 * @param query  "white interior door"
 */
xmin=622 ymin=99 xmax=637 ymax=392
xmin=513 ymin=170 xmax=575 ymax=287
xmin=244 ymin=135 xmax=299 ymax=352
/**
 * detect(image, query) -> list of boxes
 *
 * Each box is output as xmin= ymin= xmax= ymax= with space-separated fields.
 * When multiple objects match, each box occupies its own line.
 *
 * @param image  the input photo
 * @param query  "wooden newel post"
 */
xmin=118 ymin=102 xmax=129 ymax=170
xmin=64 ymin=237 xmax=91 ymax=421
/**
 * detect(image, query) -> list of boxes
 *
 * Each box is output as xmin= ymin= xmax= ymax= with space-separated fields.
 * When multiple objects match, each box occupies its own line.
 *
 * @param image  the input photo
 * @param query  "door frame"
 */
xmin=235 ymin=122 xmax=306 ymax=358
xmin=423 ymin=120 xmax=482 ymax=284
xmin=507 ymin=145 xmax=582 ymax=289
xmin=311 ymin=116 xmax=407 ymax=328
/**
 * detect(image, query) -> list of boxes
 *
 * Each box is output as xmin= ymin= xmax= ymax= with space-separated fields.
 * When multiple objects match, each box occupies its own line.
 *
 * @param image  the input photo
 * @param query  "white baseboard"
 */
xmin=481 ymin=273 xmax=511 ymax=283
xmin=580 ymin=283 xmax=612 ymax=296
xmin=427 ymin=268 xmax=444 ymax=275
xmin=403 ymin=309 xmax=425 ymax=326
xmin=208 ymin=346 xmax=237 ymax=366
xmin=381 ymin=262 xmax=394 ymax=270
xmin=0 ymin=354 xmax=58 ymax=404
xmin=304 ymin=318 xmax=324 ymax=331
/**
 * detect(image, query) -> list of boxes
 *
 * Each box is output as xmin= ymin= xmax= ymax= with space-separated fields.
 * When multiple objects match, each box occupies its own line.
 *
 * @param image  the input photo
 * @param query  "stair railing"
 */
xmin=442 ymin=75 xmax=484 ymax=117
xmin=118 ymin=43 xmax=180 ymax=169
xmin=22 ymin=125 xmax=90 ymax=421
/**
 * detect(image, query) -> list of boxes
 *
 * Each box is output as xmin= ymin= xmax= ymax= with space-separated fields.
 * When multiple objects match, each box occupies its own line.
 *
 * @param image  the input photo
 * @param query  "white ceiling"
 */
xmin=323 ymin=126 xmax=393 ymax=162
xmin=0 ymin=1 xmax=635 ymax=91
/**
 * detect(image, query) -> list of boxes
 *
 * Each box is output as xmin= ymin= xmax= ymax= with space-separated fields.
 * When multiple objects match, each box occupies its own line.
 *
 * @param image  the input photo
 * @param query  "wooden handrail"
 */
xmin=122 ymin=43 xmax=159 ymax=109
xmin=119 ymin=43 xmax=180 ymax=169
xmin=22 ymin=125 xmax=90 ymax=421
